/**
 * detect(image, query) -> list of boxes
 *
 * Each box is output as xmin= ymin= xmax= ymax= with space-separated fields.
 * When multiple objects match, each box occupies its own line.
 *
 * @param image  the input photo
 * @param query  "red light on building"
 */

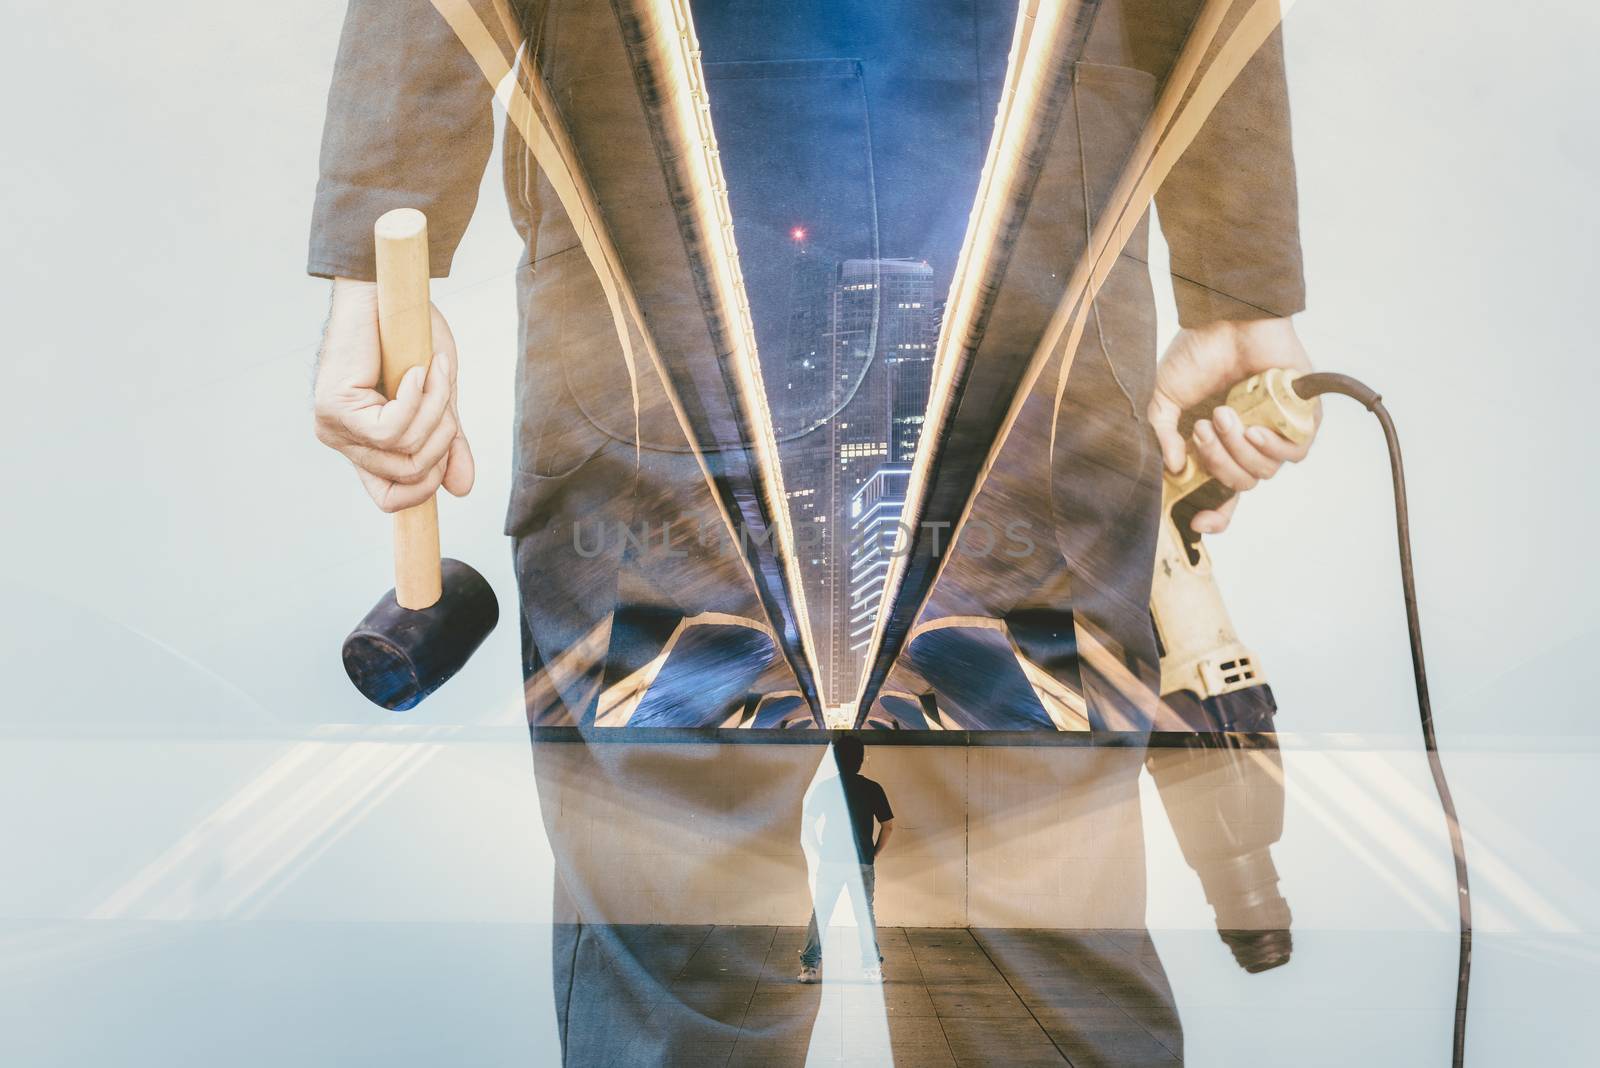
xmin=791 ymin=227 xmax=807 ymax=242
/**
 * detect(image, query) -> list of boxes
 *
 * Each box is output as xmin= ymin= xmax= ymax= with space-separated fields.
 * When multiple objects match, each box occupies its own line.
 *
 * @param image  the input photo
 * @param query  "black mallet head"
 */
xmin=341 ymin=558 xmax=499 ymax=711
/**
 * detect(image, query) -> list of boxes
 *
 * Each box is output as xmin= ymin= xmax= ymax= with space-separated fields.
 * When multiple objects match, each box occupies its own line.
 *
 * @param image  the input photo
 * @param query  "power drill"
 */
xmin=1142 ymin=367 xmax=1470 ymax=1059
xmin=1146 ymin=368 xmax=1318 ymax=974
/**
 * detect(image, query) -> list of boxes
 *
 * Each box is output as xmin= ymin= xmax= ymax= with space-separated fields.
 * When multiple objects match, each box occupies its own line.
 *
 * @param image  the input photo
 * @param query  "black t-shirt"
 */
xmin=815 ymin=773 xmax=894 ymax=865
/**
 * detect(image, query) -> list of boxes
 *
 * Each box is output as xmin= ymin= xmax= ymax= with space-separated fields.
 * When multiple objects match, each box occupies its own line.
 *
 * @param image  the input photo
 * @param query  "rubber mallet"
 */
xmin=340 ymin=208 xmax=498 ymax=711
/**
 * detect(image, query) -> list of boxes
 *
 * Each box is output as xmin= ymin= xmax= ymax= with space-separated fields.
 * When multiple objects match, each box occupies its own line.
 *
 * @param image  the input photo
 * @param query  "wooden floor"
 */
xmin=604 ymin=925 xmax=1184 ymax=1067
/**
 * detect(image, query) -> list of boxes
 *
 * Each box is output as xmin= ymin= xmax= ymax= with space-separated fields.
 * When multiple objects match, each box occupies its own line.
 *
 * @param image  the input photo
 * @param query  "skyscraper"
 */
xmin=770 ymin=238 xmax=841 ymax=683
xmin=847 ymin=466 xmax=911 ymax=674
xmin=825 ymin=259 xmax=938 ymax=699
xmin=888 ymin=298 xmax=941 ymax=463
xmin=770 ymin=238 xmax=837 ymax=440
xmin=765 ymin=251 xmax=940 ymax=703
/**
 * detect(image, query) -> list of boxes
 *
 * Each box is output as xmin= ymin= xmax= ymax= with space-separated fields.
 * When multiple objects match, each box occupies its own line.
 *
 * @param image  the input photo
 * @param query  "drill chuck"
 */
xmin=1200 ymin=846 xmax=1295 ymax=973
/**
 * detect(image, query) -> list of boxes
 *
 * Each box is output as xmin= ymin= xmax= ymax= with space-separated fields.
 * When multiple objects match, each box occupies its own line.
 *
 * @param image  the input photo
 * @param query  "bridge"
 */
xmin=428 ymin=0 xmax=1292 ymax=730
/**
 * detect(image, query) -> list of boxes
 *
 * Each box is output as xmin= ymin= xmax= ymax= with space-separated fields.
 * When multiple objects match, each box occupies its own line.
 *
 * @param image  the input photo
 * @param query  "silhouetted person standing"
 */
xmin=799 ymin=735 xmax=894 ymax=983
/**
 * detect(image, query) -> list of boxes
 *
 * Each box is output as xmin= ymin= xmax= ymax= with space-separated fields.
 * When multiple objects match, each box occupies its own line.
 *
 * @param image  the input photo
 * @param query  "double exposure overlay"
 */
xmin=6 ymin=0 xmax=1595 ymax=1066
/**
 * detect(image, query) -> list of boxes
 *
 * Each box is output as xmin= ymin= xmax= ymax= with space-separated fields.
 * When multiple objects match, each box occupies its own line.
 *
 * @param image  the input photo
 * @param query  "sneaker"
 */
xmin=861 ymin=966 xmax=883 ymax=983
xmin=797 ymin=965 xmax=820 ymax=984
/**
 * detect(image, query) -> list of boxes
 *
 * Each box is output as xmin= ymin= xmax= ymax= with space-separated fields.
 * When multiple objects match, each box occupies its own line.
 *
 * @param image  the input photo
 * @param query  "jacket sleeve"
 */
xmin=1154 ymin=27 xmax=1306 ymax=326
xmin=307 ymin=0 xmax=495 ymax=280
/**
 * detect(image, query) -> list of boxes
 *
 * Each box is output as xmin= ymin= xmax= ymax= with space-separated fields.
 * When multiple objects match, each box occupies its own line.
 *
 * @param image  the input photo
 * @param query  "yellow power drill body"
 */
xmin=1151 ymin=368 xmax=1320 ymax=710
xmin=1145 ymin=368 xmax=1319 ymax=973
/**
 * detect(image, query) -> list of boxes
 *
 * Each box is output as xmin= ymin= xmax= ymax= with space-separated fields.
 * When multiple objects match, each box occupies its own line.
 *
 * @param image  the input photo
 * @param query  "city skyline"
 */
xmin=770 ymin=240 xmax=942 ymax=703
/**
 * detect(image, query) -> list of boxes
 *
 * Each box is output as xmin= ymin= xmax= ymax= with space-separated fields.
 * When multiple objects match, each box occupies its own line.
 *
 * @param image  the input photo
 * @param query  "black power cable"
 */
xmin=1292 ymin=372 xmax=1473 ymax=1067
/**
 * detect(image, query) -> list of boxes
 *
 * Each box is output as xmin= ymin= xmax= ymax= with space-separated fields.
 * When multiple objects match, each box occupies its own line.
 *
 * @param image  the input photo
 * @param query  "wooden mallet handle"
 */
xmin=374 ymin=208 xmax=442 ymax=610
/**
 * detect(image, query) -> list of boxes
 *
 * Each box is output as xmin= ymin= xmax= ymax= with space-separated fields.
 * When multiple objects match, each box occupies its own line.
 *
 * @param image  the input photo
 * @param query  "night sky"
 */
xmin=691 ymin=0 xmax=1016 ymax=371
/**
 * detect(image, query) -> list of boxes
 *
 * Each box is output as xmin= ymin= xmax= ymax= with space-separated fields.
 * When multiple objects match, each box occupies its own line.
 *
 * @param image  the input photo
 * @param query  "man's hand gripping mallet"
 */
xmin=331 ymin=209 xmax=498 ymax=710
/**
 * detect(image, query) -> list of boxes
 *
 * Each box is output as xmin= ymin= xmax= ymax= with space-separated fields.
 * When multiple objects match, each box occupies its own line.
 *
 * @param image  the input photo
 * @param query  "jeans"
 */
xmin=800 ymin=862 xmax=881 ymax=968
